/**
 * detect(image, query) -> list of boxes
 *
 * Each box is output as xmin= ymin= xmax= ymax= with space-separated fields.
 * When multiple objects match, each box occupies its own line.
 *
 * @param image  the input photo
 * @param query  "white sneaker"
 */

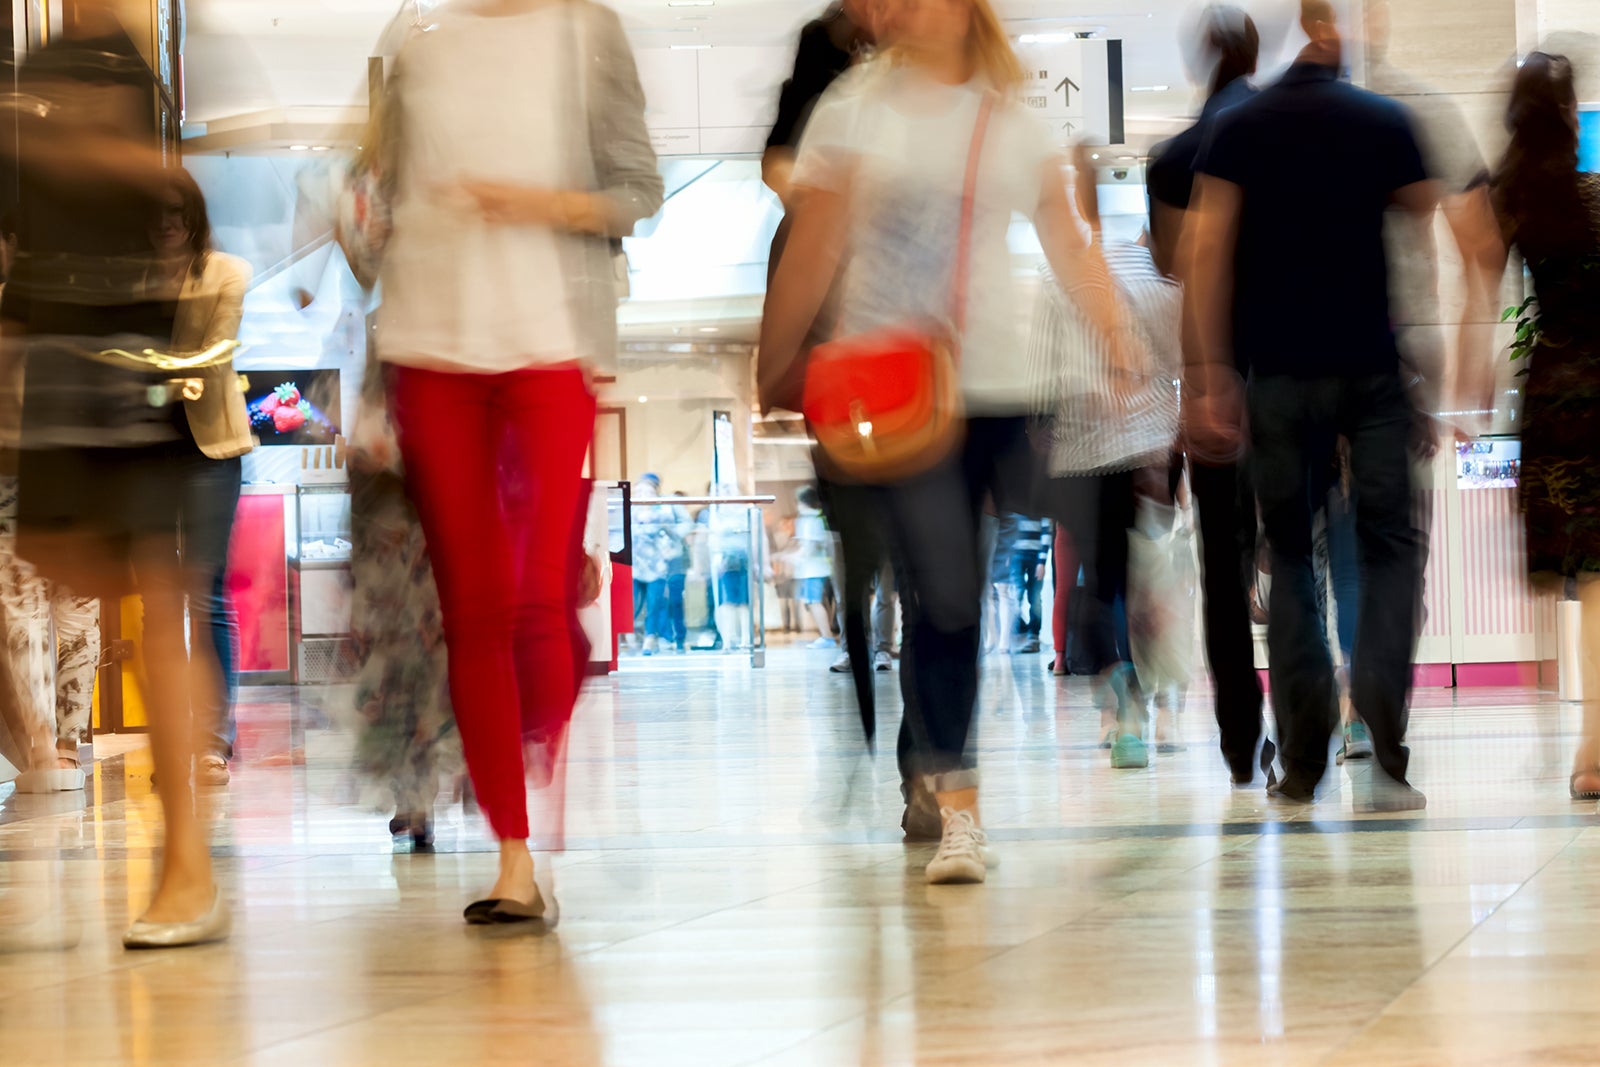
xmin=873 ymin=651 xmax=893 ymax=672
xmin=829 ymin=653 xmax=851 ymax=674
xmin=925 ymin=807 xmax=988 ymax=885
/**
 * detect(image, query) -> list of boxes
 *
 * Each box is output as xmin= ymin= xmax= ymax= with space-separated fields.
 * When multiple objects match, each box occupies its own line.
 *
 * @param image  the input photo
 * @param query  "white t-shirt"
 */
xmin=792 ymin=65 xmax=1059 ymax=414
xmin=790 ymin=506 xmax=833 ymax=580
xmin=378 ymin=1 xmax=577 ymax=372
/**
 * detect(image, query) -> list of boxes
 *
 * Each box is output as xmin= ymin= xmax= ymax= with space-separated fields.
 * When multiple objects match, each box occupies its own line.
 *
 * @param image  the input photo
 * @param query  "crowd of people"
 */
xmin=0 ymin=0 xmax=1593 ymax=954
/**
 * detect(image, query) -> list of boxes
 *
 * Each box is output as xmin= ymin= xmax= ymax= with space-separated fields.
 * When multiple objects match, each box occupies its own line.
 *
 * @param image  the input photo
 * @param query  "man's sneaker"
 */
xmin=829 ymin=653 xmax=851 ymax=674
xmin=1342 ymin=721 xmax=1374 ymax=761
xmin=1267 ymin=776 xmax=1316 ymax=805
xmin=1110 ymin=733 xmax=1149 ymax=769
xmin=874 ymin=650 xmax=893 ymax=672
xmin=925 ymin=808 xmax=987 ymax=885
xmin=809 ymin=636 xmax=838 ymax=650
xmin=197 ymin=754 xmax=231 ymax=788
xmin=1016 ymin=639 xmax=1041 ymax=655
xmin=1354 ymin=776 xmax=1426 ymax=814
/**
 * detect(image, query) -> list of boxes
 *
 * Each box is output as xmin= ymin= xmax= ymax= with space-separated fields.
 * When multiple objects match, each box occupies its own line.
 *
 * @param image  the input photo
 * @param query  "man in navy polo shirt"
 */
xmin=1186 ymin=0 xmax=1440 ymax=811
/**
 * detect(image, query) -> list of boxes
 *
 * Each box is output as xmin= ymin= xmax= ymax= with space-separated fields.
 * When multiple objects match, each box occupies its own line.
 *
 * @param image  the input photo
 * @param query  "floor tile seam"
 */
xmin=557 ymin=854 xmax=899 ymax=966
xmin=1309 ymin=825 xmax=1587 ymax=1066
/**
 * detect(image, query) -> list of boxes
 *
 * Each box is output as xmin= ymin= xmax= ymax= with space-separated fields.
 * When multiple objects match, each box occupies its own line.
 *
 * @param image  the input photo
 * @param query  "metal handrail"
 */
xmin=631 ymin=496 xmax=776 ymax=507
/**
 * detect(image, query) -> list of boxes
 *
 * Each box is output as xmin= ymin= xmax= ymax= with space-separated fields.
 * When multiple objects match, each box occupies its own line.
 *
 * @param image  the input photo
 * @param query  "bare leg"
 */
xmin=1573 ymin=580 xmax=1600 ymax=793
xmin=134 ymin=538 xmax=216 ymax=924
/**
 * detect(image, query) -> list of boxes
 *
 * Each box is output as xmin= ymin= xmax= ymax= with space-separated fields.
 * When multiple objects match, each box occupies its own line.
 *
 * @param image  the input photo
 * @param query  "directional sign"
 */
xmin=1015 ymin=39 xmax=1124 ymax=146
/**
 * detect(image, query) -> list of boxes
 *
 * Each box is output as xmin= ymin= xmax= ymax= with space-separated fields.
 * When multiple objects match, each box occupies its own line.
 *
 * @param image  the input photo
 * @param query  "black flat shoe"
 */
xmin=463 ymin=892 xmax=544 ymax=925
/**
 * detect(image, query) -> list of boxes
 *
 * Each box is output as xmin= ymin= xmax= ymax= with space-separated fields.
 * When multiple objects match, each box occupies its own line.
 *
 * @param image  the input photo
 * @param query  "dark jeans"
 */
xmin=1009 ymin=549 xmax=1045 ymax=638
xmin=880 ymin=416 xmax=1035 ymax=791
xmin=1248 ymin=372 xmax=1419 ymax=792
xmin=180 ymin=454 xmax=242 ymax=759
xmin=1190 ymin=458 xmax=1265 ymax=775
xmin=1045 ymin=473 xmax=1135 ymax=676
xmin=666 ymin=574 xmax=687 ymax=648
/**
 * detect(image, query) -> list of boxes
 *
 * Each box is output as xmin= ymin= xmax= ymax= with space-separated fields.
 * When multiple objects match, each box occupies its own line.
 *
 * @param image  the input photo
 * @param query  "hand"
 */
xmin=1035 ymin=564 xmax=1046 ymax=581
xmin=1184 ymin=365 xmax=1246 ymax=466
xmin=456 ymin=180 xmax=558 ymax=225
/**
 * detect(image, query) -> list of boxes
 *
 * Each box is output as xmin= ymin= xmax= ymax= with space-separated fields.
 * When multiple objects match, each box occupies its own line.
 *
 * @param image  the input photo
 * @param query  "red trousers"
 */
xmin=1052 ymin=533 xmax=1077 ymax=662
xmin=392 ymin=364 xmax=596 ymax=841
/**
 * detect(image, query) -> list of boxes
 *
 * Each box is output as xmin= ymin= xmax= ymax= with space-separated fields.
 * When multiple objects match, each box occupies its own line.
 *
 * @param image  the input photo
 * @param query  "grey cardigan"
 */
xmin=385 ymin=0 xmax=663 ymax=372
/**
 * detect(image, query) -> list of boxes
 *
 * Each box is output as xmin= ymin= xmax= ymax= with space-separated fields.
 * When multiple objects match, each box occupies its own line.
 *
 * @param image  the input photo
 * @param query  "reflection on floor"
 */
xmin=2 ymin=648 xmax=1598 ymax=1066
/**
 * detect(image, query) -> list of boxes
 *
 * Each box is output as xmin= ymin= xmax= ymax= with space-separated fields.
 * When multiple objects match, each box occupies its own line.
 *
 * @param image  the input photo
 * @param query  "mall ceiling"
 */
xmin=182 ymin=0 xmax=1311 ymax=139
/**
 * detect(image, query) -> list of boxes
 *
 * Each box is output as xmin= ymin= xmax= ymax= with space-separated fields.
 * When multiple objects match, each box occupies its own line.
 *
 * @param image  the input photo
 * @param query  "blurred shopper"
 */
xmin=1008 ymin=515 xmax=1049 ymax=654
xmin=665 ymin=491 xmax=692 ymax=652
xmin=707 ymin=484 xmax=756 ymax=650
xmin=1485 ymin=53 xmax=1600 ymax=800
xmin=159 ymin=170 xmax=254 ymax=789
xmin=1146 ymin=3 xmax=1270 ymax=787
xmin=763 ymin=0 xmax=1128 ymax=883
xmin=2 ymin=4 xmax=242 ymax=947
xmin=375 ymin=0 xmax=661 ymax=922
xmin=761 ymin=0 xmax=915 ymax=813
xmin=761 ymin=1 xmax=876 ymax=212
xmin=1187 ymin=1 xmax=1437 ymax=810
xmin=1033 ymin=144 xmax=1183 ymax=771
xmin=344 ymin=358 xmax=460 ymax=850
xmin=791 ymin=486 xmax=838 ymax=647
xmin=0 ymin=208 xmax=99 ymax=795
xmin=630 ymin=474 xmax=676 ymax=655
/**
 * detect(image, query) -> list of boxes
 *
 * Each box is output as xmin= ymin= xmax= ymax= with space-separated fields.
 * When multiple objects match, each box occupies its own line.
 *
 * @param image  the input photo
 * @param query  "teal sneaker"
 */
xmin=1110 ymin=733 xmax=1149 ymax=770
xmin=1343 ymin=721 xmax=1374 ymax=761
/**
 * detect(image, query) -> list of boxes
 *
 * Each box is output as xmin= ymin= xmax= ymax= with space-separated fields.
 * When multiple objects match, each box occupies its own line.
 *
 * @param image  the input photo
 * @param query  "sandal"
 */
xmin=1570 ymin=771 xmax=1600 ymax=801
xmin=14 ymin=752 xmax=85 ymax=794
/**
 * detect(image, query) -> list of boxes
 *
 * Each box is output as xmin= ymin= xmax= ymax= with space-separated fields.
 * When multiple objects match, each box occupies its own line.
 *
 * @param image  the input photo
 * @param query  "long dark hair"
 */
xmin=1201 ymin=5 xmax=1258 ymax=98
xmin=1492 ymin=52 xmax=1583 ymax=258
xmin=167 ymin=167 xmax=214 ymax=278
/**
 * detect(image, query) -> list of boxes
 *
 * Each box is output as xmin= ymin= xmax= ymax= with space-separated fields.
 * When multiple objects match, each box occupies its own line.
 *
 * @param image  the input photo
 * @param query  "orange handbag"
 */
xmin=801 ymin=93 xmax=995 ymax=484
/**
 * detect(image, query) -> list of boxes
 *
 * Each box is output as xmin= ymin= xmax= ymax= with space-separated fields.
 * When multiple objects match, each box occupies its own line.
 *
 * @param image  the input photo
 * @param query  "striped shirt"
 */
xmin=1027 ymin=240 xmax=1183 ymax=476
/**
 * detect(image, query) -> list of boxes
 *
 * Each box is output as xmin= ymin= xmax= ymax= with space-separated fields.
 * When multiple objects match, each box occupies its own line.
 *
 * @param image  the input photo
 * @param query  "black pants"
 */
xmin=816 ymin=471 xmax=906 ymax=758
xmin=1248 ymin=372 xmax=1419 ymax=792
xmin=880 ymin=416 xmax=1034 ymax=790
xmin=1190 ymin=458 xmax=1265 ymax=776
xmin=1046 ymin=472 xmax=1136 ymax=676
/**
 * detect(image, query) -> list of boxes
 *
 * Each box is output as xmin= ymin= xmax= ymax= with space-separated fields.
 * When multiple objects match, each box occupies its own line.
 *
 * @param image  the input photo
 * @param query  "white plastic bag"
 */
xmin=1127 ymin=498 xmax=1196 ymax=697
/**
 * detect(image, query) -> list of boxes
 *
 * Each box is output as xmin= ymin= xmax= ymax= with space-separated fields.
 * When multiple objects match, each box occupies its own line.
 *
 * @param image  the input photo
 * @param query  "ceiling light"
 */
xmin=1129 ymin=85 xmax=1170 ymax=92
xmin=638 ymin=395 xmax=649 ymax=404
xmin=1090 ymin=153 xmax=1100 ymax=160
xmin=699 ymin=327 xmax=719 ymax=333
xmin=289 ymin=144 xmax=309 ymax=151
xmin=311 ymin=145 xmax=330 ymax=152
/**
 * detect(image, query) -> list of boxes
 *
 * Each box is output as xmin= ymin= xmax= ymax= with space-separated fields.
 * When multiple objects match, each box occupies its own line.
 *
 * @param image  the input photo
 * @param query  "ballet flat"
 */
xmin=123 ymin=890 xmax=231 ymax=950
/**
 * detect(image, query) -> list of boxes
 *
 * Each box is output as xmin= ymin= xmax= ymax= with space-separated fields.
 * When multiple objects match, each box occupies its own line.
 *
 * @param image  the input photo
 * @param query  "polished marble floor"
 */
xmin=1 ymin=648 xmax=1597 ymax=1066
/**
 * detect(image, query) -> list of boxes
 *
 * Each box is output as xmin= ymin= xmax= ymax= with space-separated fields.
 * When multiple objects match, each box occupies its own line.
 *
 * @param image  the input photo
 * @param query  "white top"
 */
xmin=790 ymin=506 xmax=833 ymax=580
xmin=378 ymin=1 xmax=577 ymax=373
xmin=792 ymin=65 xmax=1059 ymax=414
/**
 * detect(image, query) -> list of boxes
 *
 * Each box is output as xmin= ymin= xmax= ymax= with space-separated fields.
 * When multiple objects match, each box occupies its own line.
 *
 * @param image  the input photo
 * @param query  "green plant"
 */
xmin=1502 ymin=295 xmax=1539 ymax=370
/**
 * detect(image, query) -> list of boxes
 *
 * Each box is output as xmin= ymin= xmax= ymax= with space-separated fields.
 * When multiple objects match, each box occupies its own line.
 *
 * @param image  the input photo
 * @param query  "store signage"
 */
xmin=1014 ymin=38 xmax=1125 ymax=145
xmin=636 ymin=46 xmax=789 ymax=158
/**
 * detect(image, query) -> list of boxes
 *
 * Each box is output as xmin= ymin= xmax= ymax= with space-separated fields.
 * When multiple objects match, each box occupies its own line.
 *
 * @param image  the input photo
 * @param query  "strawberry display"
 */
xmin=246 ymin=379 xmax=336 ymax=442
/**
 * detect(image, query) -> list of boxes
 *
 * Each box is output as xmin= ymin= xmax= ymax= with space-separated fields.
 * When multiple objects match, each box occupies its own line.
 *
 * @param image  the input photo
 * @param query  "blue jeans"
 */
xmin=1009 ymin=549 xmax=1044 ymax=638
xmin=637 ymin=578 xmax=669 ymax=639
xmin=666 ymin=574 xmax=687 ymax=648
xmin=180 ymin=455 xmax=242 ymax=759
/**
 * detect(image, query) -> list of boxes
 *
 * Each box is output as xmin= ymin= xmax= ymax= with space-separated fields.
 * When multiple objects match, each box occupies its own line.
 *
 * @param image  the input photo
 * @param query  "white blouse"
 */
xmin=378 ymin=1 xmax=579 ymax=373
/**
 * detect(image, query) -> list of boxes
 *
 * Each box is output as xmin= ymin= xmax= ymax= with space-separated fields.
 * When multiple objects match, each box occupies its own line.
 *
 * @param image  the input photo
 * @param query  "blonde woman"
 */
xmin=762 ymin=0 xmax=1126 ymax=884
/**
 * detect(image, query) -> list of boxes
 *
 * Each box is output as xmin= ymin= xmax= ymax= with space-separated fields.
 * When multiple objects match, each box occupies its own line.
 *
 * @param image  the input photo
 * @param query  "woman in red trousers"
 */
xmin=374 ymin=0 xmax=662 ymax=923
